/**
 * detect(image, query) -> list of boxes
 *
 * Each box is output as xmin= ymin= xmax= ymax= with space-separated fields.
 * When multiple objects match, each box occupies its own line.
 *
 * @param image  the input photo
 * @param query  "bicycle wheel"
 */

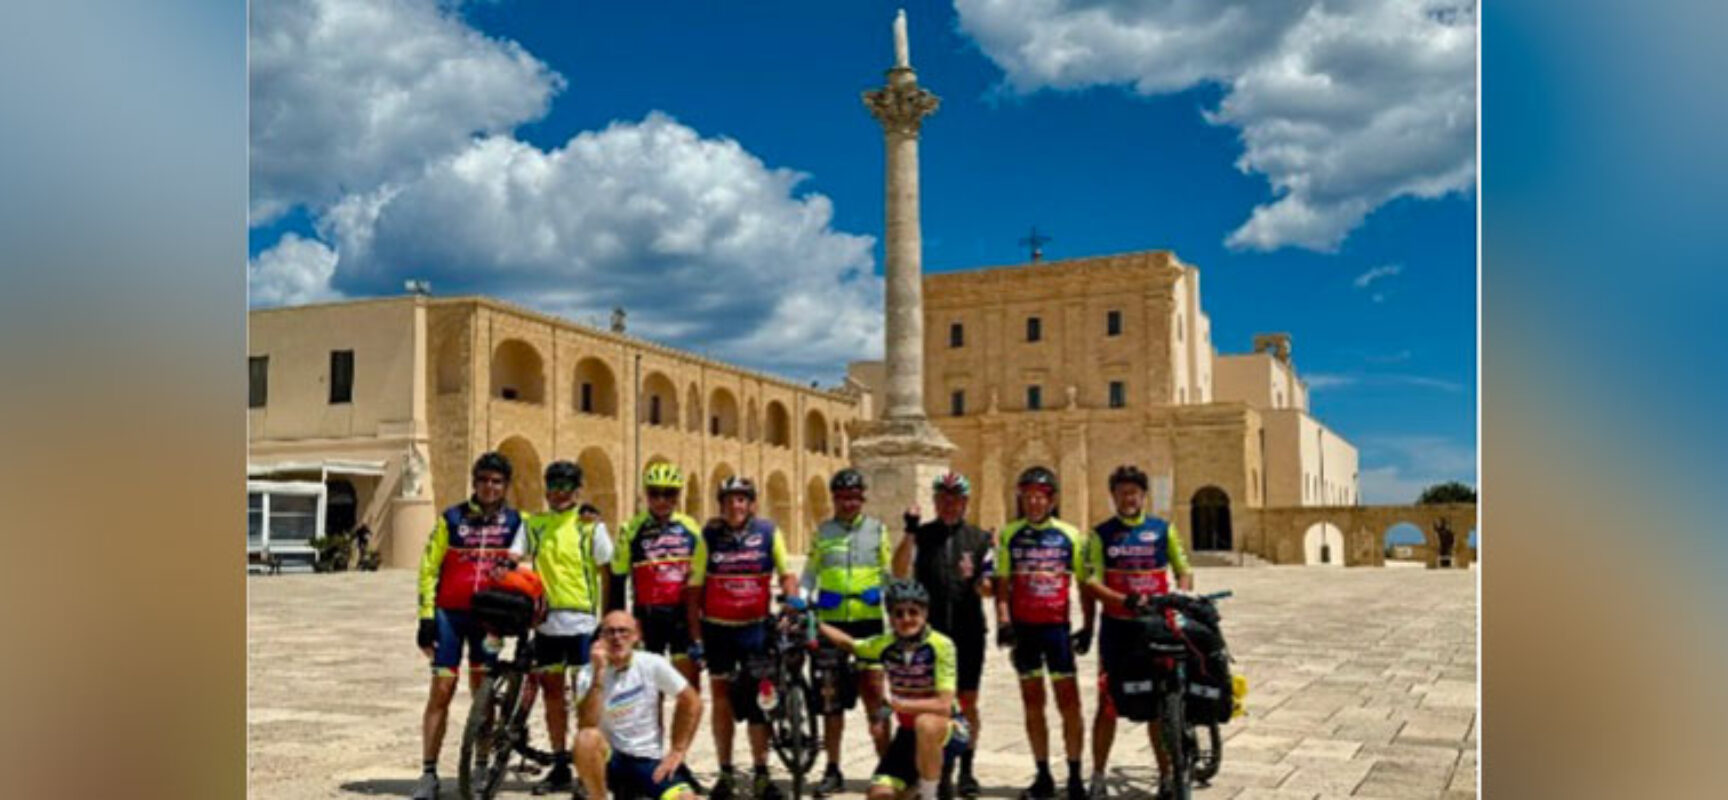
xmin=459 ymin=669 xmax=523 ymax=799
xmin=772 ymin=675 xmax=821 ymax=797
xmin=1190 ymin=722 xmax=1222 ymax=784
xmin=1160 ymin=685 xmax=1192 ymax=800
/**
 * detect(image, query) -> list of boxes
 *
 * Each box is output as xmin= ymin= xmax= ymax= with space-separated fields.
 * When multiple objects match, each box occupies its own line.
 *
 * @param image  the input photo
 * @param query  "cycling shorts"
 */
xmin=955 ymin=628 xmax=985 ymax=693
xmin=1010 ymin=622 xmax=1076 ymax=680
xmin=638 ymin=605 xmax=693 ymax=661
xmin=701 ymin=619 xmax=769 ymax=681
xmin=813 ymin=619 xmax=885 ymax=714
xmin=533 ymin=632 xmax=592 ymax=675
xmin=606 ymin=750 xmax=695 ymax=800
xmin=871 ymin=721 xmax=969 ymax=792
xmin=431 ymin=609 xmax=501 ymax=678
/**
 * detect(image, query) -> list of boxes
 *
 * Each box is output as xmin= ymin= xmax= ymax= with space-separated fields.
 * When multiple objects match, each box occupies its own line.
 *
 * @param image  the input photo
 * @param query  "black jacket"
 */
xmin=907 ymin=519 xmax=994 ymax=638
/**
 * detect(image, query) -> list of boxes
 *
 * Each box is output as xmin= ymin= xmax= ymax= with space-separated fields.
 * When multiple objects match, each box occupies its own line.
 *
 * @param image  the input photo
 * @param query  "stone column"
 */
xmin=851 ymin=14 xmax=955 ymax=529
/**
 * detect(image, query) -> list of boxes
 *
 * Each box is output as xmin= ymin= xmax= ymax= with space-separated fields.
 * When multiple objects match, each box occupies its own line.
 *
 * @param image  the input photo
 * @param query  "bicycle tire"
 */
xmin=772 ymin=674 xmax=821 ymax=793
xmin=1190 ymin=722 xmax=1222 ymax=784
xmin=459 ymin=670 xmax=522 ymax=799
xmin=1160 ymin=682 xmax=1192 ymax=800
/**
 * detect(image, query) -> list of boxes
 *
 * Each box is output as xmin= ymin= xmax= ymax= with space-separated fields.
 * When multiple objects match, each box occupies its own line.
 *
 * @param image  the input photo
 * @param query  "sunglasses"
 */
xmin=647 ymin=489 xmax=680 ymax=499
xmin=599 ymin=626 xmax=634 ymax=638
xmin=547 ymin=482 xmax=579 ymax=493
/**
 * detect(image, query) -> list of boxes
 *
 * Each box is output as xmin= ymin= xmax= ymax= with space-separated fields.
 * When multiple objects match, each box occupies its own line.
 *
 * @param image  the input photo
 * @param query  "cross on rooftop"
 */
xmin=1018 ymin=226 xmax=1052 ymax=263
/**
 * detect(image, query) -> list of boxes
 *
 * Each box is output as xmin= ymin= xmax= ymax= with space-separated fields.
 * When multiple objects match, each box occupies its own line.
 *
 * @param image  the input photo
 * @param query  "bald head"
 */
xmin=602 ymin=610 xmax=638 ymax=633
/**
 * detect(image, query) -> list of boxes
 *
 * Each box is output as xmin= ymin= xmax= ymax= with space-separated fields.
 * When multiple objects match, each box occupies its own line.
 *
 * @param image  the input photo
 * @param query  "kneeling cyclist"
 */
xmin=1080 ymin=465 xmax=1192 ymax=800
xmin=818 ymin=580 xmax=969 ymax=800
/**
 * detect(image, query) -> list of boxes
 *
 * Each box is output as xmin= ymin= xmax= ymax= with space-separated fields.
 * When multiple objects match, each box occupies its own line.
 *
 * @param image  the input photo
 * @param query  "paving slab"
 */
xmin=249 ymin=565 xmax=1475 ymax=798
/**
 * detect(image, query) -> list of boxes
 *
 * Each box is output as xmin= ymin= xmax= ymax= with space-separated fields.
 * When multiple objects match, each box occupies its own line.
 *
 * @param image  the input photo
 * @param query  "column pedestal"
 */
xmin=387 ymin=497 xmax=436 ymax=570
xmin=850 ymin=417 xmax=955 ymax=537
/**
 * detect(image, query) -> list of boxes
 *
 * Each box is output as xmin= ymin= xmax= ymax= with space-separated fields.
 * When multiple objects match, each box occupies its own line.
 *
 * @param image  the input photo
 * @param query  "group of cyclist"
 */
xmin=414 ymin=450 xmax=1195 ymax=800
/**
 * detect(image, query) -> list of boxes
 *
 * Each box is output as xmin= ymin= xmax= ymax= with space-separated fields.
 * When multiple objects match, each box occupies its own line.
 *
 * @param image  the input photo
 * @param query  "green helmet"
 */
xmin=643 ymin=462 xmax=685 ymax=490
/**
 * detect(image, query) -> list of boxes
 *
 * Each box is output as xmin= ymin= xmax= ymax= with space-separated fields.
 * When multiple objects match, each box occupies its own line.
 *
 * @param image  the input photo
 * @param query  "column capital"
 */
xmin=864 ymin=72 xmax=940 ymax=137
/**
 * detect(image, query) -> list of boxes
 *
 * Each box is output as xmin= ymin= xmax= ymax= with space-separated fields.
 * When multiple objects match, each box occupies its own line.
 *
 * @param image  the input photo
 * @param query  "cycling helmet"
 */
xmin=931 ymin=471 xmax=971 ymax=497
xmin=1017 ymin=465 xmax=1059 ymax=493
xmin=544 ymin=460 xmax=583 ymax=489
xmin=829 ymin=468 xmax=867 ymax=493
xmin=1107 ymin=464 xmax=1149 ymax=491
xmin=488 ymin=567 xmax=545 ymax=601
xmin=472 ymin=451 xmax=513 ymax=481
xmin=716 ymin=475 xmax=757 ymax=501
xmin=643 ymin=462 xmax=686 ymax=490
xmin=884 ymin=579 xmax=930 ymax=608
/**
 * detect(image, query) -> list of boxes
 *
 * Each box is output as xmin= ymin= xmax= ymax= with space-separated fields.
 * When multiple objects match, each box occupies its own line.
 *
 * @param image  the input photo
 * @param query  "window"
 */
xmin=329 ymin=350 xmax=353 ymax=404
xmin=1026 ymin=316 xmax=1042 ymax=342
xmin=1107 ymin=310 xmax=1122 ymax=336
xmin=951 ymin=390 xmax=965 ymax=417
xmin=580 ymin=383 xmax=595 ymax=413
xmin=1109 ymin=381 xmax=1126 ymax=408
xmin=248 ymin=356 xmax=268 ymax=408
xmin=649 ymin=396 xmax=662 ymax=425
xmin=1026 ymin=385 xmax=1042 ymax=411
xmin=949 ymin=322 xmax=964 ymax=348
xmin=247 ymin=492 xmax=264 ymax=548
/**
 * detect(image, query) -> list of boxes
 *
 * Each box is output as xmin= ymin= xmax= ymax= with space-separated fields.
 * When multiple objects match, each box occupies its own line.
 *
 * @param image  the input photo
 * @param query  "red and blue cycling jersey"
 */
xmin=994 ymin=517 xmax=1088 ymax=626
xmin=417 ymin=500 xmax=528 ymax=618
xmin=689 ymin=517 xmax=790 ymax=624
xmin=613 ymin=511 xmax=702 ymax=608
xmin=1085 ymin=515 xmax=1191 ymax=620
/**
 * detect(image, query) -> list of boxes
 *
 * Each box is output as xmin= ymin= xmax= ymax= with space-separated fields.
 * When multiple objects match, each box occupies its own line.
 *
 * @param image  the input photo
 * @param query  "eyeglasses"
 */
xmin=647 ymin=489 xmax=680 ymax=500
xmin=599 ymin=626 xmax=634 ymax=638
xmin=547 ymin=482 xmax=579 ymax=493
xmin=890 ymin=607 xmax=925 ymax=620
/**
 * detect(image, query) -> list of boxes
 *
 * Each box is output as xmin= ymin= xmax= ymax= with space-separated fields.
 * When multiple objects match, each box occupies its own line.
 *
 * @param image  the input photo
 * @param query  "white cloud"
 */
xmin=313 ymin=115 xmax=882 ymax=378
xmin=955 ymin=0 xmax=1476 ymax=252
xmin=1303 ymin=373 xmax=1356 ymax=391
xmin=248 ymin=233 xmax=343 ymax=306
xmin=1358 ymin=434 xmax=1475 ymax=504
xmin=249 ymin=0 xmax=563 ymax=224
xmin=1353 ymin=263 xmax=1403 ymax=289
xmin=1303 ymin=371 xmax=1462 ymax=394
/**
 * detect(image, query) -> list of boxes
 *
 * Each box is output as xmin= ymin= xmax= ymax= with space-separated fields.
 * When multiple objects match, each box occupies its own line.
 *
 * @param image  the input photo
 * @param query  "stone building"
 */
xmin=848 ymin=250 xmax=1366 ymax=559
xmin=248 ymin=295 xmax=860 ymax=568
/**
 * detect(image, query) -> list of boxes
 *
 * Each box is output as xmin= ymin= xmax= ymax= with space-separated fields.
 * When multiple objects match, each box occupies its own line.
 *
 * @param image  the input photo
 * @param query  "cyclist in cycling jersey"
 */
xmin=817 ymin=580 xmax=969 ymax=800
xmin=802 ymin=468 xmax=892 ymax=796
xmin=995 ymin=466 xmax=1092 ymax=800
xmin=685 ymin=476 xmax=801 ymax=800
xmin=1080 ymin=465 xmax=1192 ymax=800
xmin=893 ymin=470 xmax=994 ymax=798
xmin=522 ymin=460 xmax=614 ymax=795
xmin=610 ymin=462 xmax=703 ymax=688
xmin=412 ymin=452 xmax=529 ymax=800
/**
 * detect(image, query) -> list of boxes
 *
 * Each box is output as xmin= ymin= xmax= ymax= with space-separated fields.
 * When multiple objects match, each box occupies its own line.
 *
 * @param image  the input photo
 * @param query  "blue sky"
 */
xmin=249 ymin=0 xmax=1476 ymax=503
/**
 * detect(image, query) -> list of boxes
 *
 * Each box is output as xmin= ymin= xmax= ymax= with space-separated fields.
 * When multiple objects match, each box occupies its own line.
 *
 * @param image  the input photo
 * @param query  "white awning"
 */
xmin=247 ymin=458 xmax=389 ymax=478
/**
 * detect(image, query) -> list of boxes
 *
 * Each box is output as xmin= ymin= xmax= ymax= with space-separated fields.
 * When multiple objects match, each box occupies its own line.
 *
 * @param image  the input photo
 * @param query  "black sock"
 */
xmin=1068 ymin=760 xmax=1082 ymax=782
xmin=1035 ymin=760 xmax=1052 ymax=780
xmin=553 ymin=750 xmax=571 ymax=764
xmin=960 ymin=750 xmax=975 ymax=774
xmin=754 ymin=764 xmax=770 ymax=776
xmin=422 ymin=760 xmax=437 ymax=774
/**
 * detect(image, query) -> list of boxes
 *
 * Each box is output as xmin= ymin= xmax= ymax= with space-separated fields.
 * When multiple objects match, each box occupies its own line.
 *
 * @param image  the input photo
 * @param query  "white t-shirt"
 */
xmin=538 ymin=522 xmax=614 ymax=637
xmin=575 ymin=650 xmax=688 ymax=759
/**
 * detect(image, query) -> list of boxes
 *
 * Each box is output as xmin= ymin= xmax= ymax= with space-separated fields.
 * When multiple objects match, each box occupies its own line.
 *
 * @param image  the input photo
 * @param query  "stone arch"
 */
xmin=491 ymin=339 xmax=545 ymax=404
xmin=709 ymin=387 xmax=741 ymax=438
xmin=575 ymin=446 xmax=618 ymax=526
xmin=765 ymin=400 xmax=792 ymax=448
xmin=685 ymin=472 xmax=704 ymax=520
xmin=640 ymin=371 xmax=679 ymax=428
xmin=1303 ymin=521 xmax=1345 ymax=566
xmin=685 ymin=384 xmax=702 ymax=432
xmin=496 ymin=435 xmax=544 ymax=512
xmin=573 ymin=357 xmax=618 ymax=417
xmin=1383 ymin=521 xmax=1427 ymax=566
xmin=766 ymin=471 xmax=795 ymax=548
xmin=1190 ymin=486 xmax=1233 ymax=551
xmin=804 ymin=409 xmax=829 ymax=454
xmin=806 ymin=475 xmax=831 ymax=535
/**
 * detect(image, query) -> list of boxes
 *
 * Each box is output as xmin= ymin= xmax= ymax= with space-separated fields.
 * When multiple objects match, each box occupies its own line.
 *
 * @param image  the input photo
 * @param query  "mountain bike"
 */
xmin=458 ymin=590 xmax=556 ymax=799
xmin=753 ymin=600 xmax=823 ymax=800
xmin=1133 ymin=590 xmax=1234 ymax=800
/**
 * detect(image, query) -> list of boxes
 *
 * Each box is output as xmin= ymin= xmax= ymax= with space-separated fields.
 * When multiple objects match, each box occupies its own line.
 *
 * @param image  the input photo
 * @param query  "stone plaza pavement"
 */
xmin=249 ymin=566 xmax=1476 ymax=799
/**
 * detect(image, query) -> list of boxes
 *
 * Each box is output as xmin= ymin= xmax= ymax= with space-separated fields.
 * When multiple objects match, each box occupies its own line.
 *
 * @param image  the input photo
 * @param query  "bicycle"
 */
xmin=457 ymin=590 xmax=557 ymax=799
xmin=1132 ymin=590 xmax=1234 ymax=800
xmin=752 ymin=600 xmax=824 ymax=800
